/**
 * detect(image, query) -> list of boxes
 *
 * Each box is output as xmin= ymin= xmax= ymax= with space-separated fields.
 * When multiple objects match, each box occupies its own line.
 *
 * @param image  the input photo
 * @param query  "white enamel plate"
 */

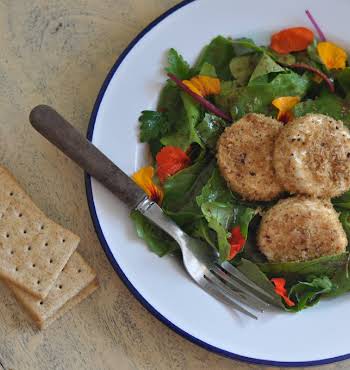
xmin=86 ymin=0 xmax=350 ymax=366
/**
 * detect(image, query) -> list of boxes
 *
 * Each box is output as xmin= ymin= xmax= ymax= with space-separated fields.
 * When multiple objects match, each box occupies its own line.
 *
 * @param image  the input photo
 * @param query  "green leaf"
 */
xmin=201 ymin=201 xmax=234 ymax=230
xmin=288 ymin=276 xmax=334 ymax=311
xmin=328 ymin=256 xmax=350 ymax=297
xmin=157 ymin=80 xmax=183 ymax=128
xmin=165 ymin=48 xmax=191 ymax=79
xmin=162 ymin=152 xmax=214 ymax=218
xmin=190 ymin=218 xmax=217 ymax=248
xmin=232 ymin=38 xmax=264 ymax=56
xmin=199 ymin=62 xmax=217 ymax=77
xmin=293 ymin=90 xmax=350 ymax=125
xmin=336 ymin=67 xmax=350 ymax=94
xmin=130 ymin=210 xmax=178 ymax=257
xmin=139 ymin=111 xmax=169 ymax=142
xmin=236 ymin=259 xmax=284 ymax=308
xmin=339 ymin=210 xmax=350 ymax=242
xmin=333 ymin=190 xmax=350 ymax=209
xmin=259 ymin=253 xmax=349 ymax=283
xmin=196 ymin=166 xmax=234 ymax=206
xmin=267 ymin=48 xmax=296 ymax=65
xmin=229 ymin=72 xmax=311 ymax=120
xmin=249 ymin=53 xmax=284 ymax=83
xmin=229 ymin=54 xmax=259 ymax=86
xmin=195 ymin=113 xmax=226 ymax=151
xmin=207 ymin=217 xmax=231 ymax=262
xmin=194 ymin=36 xmax=235 ymax=80
xmin=161 ymin=92 xmax=202 ymax=150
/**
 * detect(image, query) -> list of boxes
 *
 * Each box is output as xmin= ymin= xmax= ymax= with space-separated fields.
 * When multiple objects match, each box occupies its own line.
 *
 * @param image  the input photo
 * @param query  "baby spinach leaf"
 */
xmin=195 ymin=113 xmax=226 ymax=151
xmin=267 ymin=48 xmax=296 ymax=65
xmin=161 ymin=92 xmax=202 ymax=150
xmin=232 ymin=38 xmax=264 ymax=56
xmin=288 ymin=276 xmax=334 ymax=312
xmin=199 ymin=62 xmax=217 ymax=77
xmin=336 ymin=67 xmax=350 ymax=94
xmin=339 ymin=210 xmax=350 ymax=242
xmin=229 ymin=54 xmax=258 ymax=86
xmin=333 ymin=190 xmax=350 ymax=210
xmin=269 ymin=71 xmax=311 ymax=96
xmin=328 ymin=256 xmax=350 ymax=297
xmin=194 ymin=36 xmax=235 ymax=80
xmin=196 ymin=166 xmax=233 ymax=206
xmin=130 ymin=210 xmax=178 ymax=256
xmin=157 ymin=81 xmax=183 ymax=127
xmin=139 ymin=111 xmax=169 ymax=142
xmin=236 ymin=259 xmax=284 ymax=307
xmin=189 ymin=218 xmax=217 ymax=249
xmin=201 ymin=201 xmax=234 ymax=230
xmin=162 ymin=152 xmax=214 ymax=217
xmin=259 ymin=253 xmax=349 ymax=283
xmin=165 ymin=48 xmax=191 ymax=80
xmin=249 ymin=53 xmax=284 ymax=83
xmin=293 ymin=90 xmax=350 ymax=125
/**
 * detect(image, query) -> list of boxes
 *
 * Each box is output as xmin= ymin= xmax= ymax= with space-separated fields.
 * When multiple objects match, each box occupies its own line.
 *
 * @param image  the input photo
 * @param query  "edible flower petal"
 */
xmin=182 ymin=75 xmax=221 ymax=97
xmin=270 ymin=27 xmax=314 ymax=54
xmin=132 ymin=166 xmax=163 ymax=204
xmin=156 ymin=146 xmax=191 ymax=183
xmin=272 ymin=96 xmax=300 ymax=124
xmin=271 ymin=278 xmax=295 ymax=307
xmin=317 ymin=41 xmax=347 ymax=70
xmin=227 ymin=226 xmax=246 ymax=260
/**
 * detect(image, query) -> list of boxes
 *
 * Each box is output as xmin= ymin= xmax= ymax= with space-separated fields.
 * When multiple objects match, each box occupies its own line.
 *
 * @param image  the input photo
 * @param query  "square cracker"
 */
xmin=0 ymin=166 xmax=79 ymax=298
xmin=8 ymin=252 xmax=99 ymax=329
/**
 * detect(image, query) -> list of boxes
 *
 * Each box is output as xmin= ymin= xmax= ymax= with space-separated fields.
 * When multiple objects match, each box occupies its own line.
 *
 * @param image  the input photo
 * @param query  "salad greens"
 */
xmin=132 ymin=28 xmax=350 ymax=312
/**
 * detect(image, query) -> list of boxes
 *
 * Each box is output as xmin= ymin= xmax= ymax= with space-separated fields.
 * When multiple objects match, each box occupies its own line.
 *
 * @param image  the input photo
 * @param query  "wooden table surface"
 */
xmin=0 ymin=1 xmax=349 ymax=369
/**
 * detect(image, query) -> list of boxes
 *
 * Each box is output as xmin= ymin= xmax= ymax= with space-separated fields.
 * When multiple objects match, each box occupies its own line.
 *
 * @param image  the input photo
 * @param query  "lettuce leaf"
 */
xmin=196 ymin=113 xmax=226 ymax=150
xmin=194 ymin=36 xmax=235 ymax=80
xmin=139 ymin=111 xmax=169 ymax=142
xmin=130 ymin=210 xmax=178 ymax=256
xmin=165 ymin=48 xmax=191 ymax=80
xmin=293 ymin=90 xmax=350 ymax=125
xmin=161 ymin=92 xmax=202 ymax=150
xmin=229 ymin=54 xmax=259 ymax=86
xmin=259 ymin=253 xmax=349 ymax=283
xmin=288 ymin=276 xmax=334 ymax=311
xmin=249 ymin=53 xmax=284 ymax=83
xmin=199 ymin=62 xmax=217 ymax=77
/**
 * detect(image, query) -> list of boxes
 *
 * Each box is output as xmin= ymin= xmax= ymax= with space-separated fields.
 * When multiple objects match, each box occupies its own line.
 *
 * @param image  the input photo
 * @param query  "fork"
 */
xmin=29 ymin=105 xmax=277 ymax=319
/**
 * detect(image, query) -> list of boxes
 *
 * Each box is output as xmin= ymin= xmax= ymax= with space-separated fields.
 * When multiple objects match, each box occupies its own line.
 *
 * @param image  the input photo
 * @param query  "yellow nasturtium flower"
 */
xmin=272 ymin=96 xmax=301 ymax=123
xmin=182 ymin=75 xmax=221 ymax=97
xmin=317 ymin=41 xmax=347 ymax=70
xmin=132 ymin=166 xmax=163 ymax=204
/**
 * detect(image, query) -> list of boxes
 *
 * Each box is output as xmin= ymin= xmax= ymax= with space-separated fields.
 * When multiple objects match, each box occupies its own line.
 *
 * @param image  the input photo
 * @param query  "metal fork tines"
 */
xmin=137 ymin=200 xmax=277 ymax=320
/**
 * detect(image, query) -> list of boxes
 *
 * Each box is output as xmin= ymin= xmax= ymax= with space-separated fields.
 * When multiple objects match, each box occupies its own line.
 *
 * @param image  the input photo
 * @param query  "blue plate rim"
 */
xmin=85 ymin=0 xmax=350 ymax=366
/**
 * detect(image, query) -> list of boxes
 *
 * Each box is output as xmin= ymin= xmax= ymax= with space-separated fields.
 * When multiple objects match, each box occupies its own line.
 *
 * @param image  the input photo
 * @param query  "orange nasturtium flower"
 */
xmin=156 ymin=146 xmax=191 ymax=183
xmin=272 ymin=96 xmax=300 ymax=124
xmin=227 ymin=226 xmax=246 ymax=261
xmin=270 ymin=27 xmax=314 ymax=54
xmin=182 ymin=75 xmax=221 ymax=97
xmin=132 ymin=166 xmax=163 ymax=204
xmin=317 ymin=41 xmax=347 ymax=70
xmin=271 ymin=278 xmax=295 ymax=307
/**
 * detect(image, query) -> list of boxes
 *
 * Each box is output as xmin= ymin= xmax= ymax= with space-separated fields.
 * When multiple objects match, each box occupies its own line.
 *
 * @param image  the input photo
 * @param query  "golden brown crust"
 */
xmin=217 ymin=113 xmax=284 ymax=201
xmin=274 ymin=113 xmax=350 ymax=198
xmin=257 ymin=196 xmax=347 ymax=262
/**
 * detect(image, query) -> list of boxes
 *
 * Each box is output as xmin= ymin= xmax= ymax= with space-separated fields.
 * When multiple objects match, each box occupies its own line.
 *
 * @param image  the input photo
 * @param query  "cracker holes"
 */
xmin=18 ymin=213 xmax=22 ymax=218
xmin=10 ymin=250 xmax=14 ymax=255
xmin=37 ymin=280 xmax=41 ymax=285
xmin=49 ymin=258 xmax=53 ymax=264
xmin=44 ymin=242 xmax=49 ymax=247
xmin=15 ymin=267 xmax=18 ymax=271
xmin=58 ymin=284 xmax=63 ymax=289
xmin=32 ymin=263 xmax=36 ymax=268
xmin=77 ymin=269 xmax=82 ymax=273
xmin=5 ymin=233 xmax=10 ymax=238
xmin=23 ymin=229 xmax=27 ymax=234
xmin=9 ymin=192 xmax=13 ymax=196
xmin=40 ymin=225 xmax=45 ymax=230
xmin=62 ymin=239 xmax=66 ymax=243
xmin=39 ymin=301 xmax=43 ymax=305
xmin=27 ymin=246 xmax=31 ymax=251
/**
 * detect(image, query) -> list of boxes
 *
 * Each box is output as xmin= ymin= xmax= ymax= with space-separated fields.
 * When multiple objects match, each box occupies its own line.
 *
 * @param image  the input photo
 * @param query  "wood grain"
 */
xmin=0 ymin=0 xmax=349 ymax=369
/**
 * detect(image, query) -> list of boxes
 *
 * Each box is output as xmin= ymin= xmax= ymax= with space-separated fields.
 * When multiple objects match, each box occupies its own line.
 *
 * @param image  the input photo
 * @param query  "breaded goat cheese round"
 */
xmin=216 ymin=113 xmax=284 ymax=201
xmin=274 ymin=113 xmax=350 ymax=198
xmin=257 ymin=197 xmax=347 ymax=262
